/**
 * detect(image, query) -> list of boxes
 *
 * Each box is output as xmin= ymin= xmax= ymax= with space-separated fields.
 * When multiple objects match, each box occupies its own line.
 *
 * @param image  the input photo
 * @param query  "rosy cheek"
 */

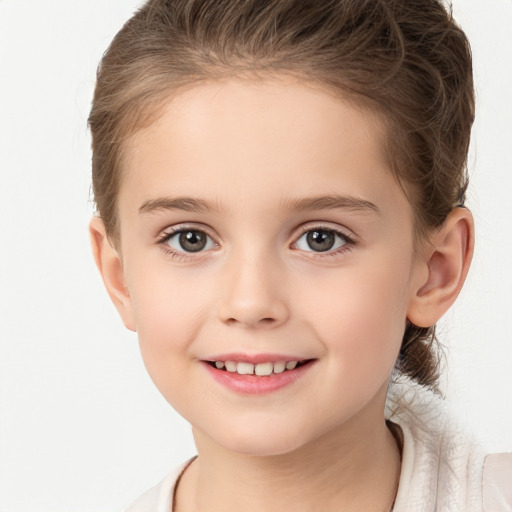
xmin=132 ymin=275 xmax=209 ymax=352
xmin=298 ymin=269 xmax=406 ymax=345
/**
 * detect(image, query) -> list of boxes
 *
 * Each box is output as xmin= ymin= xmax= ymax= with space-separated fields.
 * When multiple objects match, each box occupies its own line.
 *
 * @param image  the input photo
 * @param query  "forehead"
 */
xmin=119 ymin=76 xmax=407 ymax=220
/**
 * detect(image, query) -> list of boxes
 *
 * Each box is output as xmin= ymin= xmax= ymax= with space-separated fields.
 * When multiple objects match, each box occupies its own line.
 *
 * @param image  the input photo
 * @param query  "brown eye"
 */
xmin=295 ymin=228 xmax=349 ymax=253
xmin=179 ymin=231 xmax=207 ymax=252
xmin=306 ymin=230 xmax=335 ymax=252
xmin=166 ymin=229 xmax=215 ymax=253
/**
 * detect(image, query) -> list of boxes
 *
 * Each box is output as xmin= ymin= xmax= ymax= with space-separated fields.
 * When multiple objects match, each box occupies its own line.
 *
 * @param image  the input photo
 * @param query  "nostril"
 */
xmin=219 ymin=297 xmax=290 ymax=328
xmin=225 ymin=316 xmax=276 ymax=326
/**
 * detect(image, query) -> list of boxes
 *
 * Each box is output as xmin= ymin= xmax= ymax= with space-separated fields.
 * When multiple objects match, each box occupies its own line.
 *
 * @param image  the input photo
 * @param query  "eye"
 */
xmin=295 ymin=228 xmax=350 ymax=253
xmin=164 ymin=229 xmax=216 ymax=253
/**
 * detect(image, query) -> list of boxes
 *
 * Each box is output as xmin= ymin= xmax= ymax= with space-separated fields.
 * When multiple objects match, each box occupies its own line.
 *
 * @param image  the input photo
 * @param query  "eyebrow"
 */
xmin=138 ymin=196 xmax=221 ymax=215
xmin=281 ymin=194 xmax=379 ymax=215
xmin=138 ymin=194 xmax=379 ymax=216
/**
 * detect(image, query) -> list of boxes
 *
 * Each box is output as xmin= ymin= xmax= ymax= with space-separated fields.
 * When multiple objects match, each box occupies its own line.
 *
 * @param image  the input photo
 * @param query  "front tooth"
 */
xmin=285 ymin=361 xmax=298 ymax=370
xmin=225 ymin=361 xmax=237 ymax=372
xmin=255 ymin=362 xmax=273 ymax=376
xmin=273 ymin=361 xmax=286 ymax=374
xmin=215 ymin=361 xmax=225 ymax=369
xmin=237 ymin=362 xmax=255 ymax=375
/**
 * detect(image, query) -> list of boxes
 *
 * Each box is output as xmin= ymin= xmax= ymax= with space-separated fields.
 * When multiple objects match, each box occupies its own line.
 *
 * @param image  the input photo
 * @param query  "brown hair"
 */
xmin=89 ymin=0 xmax=474 ymax=389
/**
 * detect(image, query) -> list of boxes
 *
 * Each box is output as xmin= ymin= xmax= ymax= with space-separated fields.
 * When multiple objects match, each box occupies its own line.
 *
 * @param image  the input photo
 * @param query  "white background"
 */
xmin=0 ymin=1 xmax=511 ymax=511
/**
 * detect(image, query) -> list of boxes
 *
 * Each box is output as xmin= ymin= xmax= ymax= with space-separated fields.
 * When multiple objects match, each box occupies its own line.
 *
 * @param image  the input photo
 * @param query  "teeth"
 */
xmin=273 ymin=361 xmax=286 ymax=374
xmin=237 ymin=362 xmax=254 ymax=375
xmin=255 ymin=362 xmax=273 ymax=376
xmin=214 ymin=360 xmax=302 ymax=375
xmin=225 ymin=361 xmax=237 ymax=372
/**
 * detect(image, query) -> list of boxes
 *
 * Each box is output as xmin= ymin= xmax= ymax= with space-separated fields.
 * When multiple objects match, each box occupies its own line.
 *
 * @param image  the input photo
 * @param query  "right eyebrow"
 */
xmin=138 ymin=196 xmax=221 ymax=215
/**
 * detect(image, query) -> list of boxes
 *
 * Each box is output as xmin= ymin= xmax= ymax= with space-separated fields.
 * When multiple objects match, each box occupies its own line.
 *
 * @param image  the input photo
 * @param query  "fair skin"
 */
xmin=90 ymin=76 xmax=473 ymax=512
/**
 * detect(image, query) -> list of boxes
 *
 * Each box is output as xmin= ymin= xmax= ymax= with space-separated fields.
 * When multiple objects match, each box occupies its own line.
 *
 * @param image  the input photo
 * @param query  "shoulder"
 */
xmin=122 ymin=458 xmax=196 ymax=512
xmin=483 ymin=452 xmax=512 ymax=511
xmin=387 ymin=378 xmax=485 ymax=511
xmin=387 ymin=378 xmax=512 ymax=511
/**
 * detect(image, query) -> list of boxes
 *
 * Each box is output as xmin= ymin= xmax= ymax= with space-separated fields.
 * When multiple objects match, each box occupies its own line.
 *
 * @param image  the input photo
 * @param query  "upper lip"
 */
xmin=202 ymin=353 xmax=313 ymax=364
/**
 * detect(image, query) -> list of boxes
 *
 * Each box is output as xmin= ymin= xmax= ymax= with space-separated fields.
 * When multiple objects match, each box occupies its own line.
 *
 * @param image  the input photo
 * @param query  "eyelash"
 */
xmin=156 ymin=225 xmax=217 ymax=261
xmin=293 ymin=224 xmax=357 ymax=258
xmin=156 ymin=224 xmax=357 ymax=261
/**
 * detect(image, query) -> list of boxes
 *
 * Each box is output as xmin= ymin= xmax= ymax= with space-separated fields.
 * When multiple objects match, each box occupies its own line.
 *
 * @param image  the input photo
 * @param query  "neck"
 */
xmin=175 ymin=391 xmax=401 ymax=512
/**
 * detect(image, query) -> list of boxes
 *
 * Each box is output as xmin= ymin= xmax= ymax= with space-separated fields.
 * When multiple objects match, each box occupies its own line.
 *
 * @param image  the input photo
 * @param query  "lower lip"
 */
xmin=203 ymin=361 xmax=314 ymax=395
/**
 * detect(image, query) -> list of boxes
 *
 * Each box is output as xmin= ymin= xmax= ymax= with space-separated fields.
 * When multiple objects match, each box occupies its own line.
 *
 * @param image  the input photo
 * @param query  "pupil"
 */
xmin=306 ymin=230 xmax=335 ymax=252
xmin=179 ymin=231 xmax=207 ymax=252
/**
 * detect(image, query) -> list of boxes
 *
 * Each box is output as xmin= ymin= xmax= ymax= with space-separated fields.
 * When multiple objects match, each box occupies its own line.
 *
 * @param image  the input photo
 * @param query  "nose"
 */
xmin=218 ymin=251 xmax=290 ymax=329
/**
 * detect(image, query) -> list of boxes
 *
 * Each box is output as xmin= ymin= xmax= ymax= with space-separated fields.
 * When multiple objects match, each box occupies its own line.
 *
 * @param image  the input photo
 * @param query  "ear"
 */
xmin=89 ymin=216 xmax=136 ymax=331
xmin=407 ymin=207 xmax=474 ymax=328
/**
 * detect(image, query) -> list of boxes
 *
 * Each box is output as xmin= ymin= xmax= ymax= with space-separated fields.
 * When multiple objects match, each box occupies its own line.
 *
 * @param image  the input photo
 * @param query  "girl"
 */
xmin=88 ymin=0 xmax=511 ymax=510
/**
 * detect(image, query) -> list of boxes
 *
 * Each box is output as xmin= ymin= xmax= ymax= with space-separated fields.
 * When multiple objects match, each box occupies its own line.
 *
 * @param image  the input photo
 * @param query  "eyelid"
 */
xmin=291 ymin=222 xmax=357 ymax=254
xmin=156 ymin=223 xmax=220 ymax=258
xmin=293 ymin=222 xmax=356 ymax=241
xmin=157 ymin=223 xmax=218 ymax=243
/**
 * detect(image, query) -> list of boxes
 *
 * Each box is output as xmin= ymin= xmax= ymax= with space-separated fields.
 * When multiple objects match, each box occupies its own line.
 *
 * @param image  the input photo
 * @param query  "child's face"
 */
xmin=114 ymin=77 xmax=426 ymax=456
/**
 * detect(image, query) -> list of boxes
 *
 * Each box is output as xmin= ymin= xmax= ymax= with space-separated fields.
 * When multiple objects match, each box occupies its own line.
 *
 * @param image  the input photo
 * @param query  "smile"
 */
xmin=203 ymin=357 xmax=316 ymax=394
xmin=207 ymin=360 xmax=307 ymax=376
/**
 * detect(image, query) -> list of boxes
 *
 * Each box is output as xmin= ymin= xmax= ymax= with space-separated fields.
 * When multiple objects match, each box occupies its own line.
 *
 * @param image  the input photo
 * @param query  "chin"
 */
xmin=225 ymin=435 xmax=305 ymax=457
xmin=203 ymin=419 xmax=315 ymax=457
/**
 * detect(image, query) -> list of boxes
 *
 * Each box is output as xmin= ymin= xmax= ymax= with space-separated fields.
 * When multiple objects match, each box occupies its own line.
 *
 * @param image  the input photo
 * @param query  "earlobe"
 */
xmin=89 ymin=216 xmax=136 ymax=332
xmin=407 ymin=207 xmax=474 ymax=328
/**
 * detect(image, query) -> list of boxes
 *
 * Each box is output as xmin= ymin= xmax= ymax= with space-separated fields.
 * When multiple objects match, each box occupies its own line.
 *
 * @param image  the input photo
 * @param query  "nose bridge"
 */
xmin=219 ymin=242 xmax=289 ymax=328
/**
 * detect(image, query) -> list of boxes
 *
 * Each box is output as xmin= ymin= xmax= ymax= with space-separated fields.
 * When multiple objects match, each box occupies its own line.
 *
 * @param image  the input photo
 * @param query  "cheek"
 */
xmin=296 ymin=260 xmax=411 ymax=370
xmin=126 ymin=267 xmax=214 ymax=388
xmin=289 ymin=264 xmax=411 ymax=427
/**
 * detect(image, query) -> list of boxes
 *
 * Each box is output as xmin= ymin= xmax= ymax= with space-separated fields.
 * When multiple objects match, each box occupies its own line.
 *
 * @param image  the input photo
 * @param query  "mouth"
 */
xmin=202 ymin=357 xmax=316 ymax=394
xmin=205 ymin=359 xmax=313 ymax=376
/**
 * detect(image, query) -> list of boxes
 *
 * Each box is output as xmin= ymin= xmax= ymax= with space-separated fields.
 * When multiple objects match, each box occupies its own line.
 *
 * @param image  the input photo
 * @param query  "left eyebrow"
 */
xmin=281 ymin=194 xmax=380 ymax=215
